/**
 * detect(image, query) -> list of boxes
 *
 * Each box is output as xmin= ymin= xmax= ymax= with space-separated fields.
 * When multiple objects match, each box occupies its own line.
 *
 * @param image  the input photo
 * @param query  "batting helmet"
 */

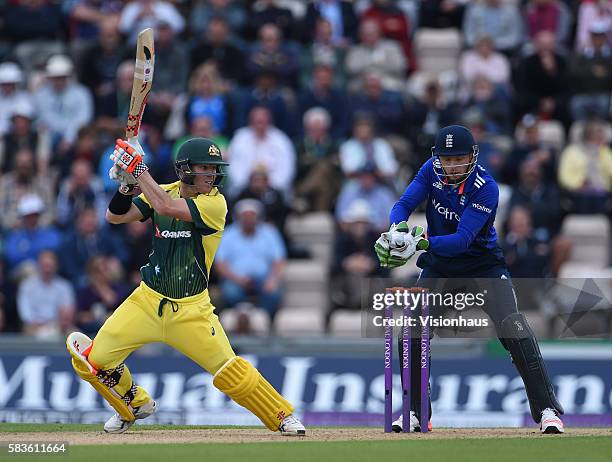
xmin=174 ymin=137 xmax=228 ymax=187
xmin=431 ymin=125 xmax=479 ymax=186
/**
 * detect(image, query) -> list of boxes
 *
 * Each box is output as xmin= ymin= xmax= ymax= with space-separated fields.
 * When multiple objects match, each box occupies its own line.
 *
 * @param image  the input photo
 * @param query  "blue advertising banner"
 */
xmin=1 ymin=353 xmax=611 ymax=427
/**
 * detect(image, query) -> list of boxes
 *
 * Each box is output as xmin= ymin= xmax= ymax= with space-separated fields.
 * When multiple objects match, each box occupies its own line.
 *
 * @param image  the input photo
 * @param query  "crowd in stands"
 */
xmin=0 ymin=0 xmax=611 ymax=337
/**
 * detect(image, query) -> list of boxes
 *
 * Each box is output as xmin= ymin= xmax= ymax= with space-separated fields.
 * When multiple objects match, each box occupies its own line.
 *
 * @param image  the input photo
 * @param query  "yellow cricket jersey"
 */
xmin=132 ymin=181 xmax=227 ymax=299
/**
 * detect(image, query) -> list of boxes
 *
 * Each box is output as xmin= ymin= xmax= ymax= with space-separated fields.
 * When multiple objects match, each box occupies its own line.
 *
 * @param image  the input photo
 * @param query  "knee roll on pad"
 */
xmin=66 ymin=332 xmax=136 ymax=422
xmin=500 ymin=314 xmax=564 ymax=421
xmin=213 ymin=356 xmax=294 ymax=431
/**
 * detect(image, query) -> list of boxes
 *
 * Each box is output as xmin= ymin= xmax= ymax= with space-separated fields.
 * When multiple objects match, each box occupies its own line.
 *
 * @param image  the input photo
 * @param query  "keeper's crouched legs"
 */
xmin=66 ymin=332 xmax=152 ymax=422
xmin=213 ymin=356 xmax=294 ymax=431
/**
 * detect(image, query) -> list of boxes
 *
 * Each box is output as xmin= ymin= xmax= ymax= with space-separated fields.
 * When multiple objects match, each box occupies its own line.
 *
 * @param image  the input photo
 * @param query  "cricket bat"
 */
xmin=120 ymin=28 xmax=154 ymax=192
xmin=126 ymin=28 xmax=155 ymax=141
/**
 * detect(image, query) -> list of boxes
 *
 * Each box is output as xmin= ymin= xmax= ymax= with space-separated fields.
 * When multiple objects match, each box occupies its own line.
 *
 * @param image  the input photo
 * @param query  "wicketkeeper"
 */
xmin=66 ymin=137 xmax=306 ymax=435
xmin=375 ymin=125 xmax=564 ymax=434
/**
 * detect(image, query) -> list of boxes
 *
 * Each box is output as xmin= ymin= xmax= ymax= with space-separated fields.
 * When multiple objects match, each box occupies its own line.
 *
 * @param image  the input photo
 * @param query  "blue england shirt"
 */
xmin=390 ymin=158 xmax=501 ymax=259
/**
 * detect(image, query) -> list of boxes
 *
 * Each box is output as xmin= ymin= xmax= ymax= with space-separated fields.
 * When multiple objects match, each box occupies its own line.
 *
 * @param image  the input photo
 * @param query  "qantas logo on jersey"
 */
xmin=471 ymin=203 xmax=492 ymax=213
xmin=432 ymin=198 xmax=459 ymax=221
xmin=155 ymin=225 xmax=191 ymax=239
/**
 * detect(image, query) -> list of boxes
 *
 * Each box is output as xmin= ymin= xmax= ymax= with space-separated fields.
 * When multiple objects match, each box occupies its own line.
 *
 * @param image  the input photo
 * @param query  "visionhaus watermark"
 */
xmin=369 ymin=288 xmax=490 ymax=331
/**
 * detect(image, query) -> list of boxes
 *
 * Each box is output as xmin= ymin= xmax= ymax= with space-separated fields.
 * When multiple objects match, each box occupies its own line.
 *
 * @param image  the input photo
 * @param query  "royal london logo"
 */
xmin=433 ymin=181 xmax=444 ymax=190
xmin=155 ymin=225 xmax=191 ymax=239
xmin=208 ymin=144 xmax=221 ymax=156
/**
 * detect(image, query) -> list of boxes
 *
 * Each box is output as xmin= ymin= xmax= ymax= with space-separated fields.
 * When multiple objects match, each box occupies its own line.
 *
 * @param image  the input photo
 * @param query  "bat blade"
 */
xmin=125 ymin=28 xmax=155 ymax=140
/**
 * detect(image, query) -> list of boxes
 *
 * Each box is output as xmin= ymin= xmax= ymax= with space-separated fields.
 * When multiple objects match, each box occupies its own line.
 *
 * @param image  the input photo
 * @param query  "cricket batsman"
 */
xmin=375 ymin=125 xmax=564 ymax=434
xmin=66 ymin=137 xmax=306 ymax=436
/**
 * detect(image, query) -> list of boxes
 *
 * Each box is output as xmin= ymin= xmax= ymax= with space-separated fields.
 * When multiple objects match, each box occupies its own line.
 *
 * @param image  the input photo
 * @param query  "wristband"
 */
xmin=108 ymin=189 xmax=133 ymax=215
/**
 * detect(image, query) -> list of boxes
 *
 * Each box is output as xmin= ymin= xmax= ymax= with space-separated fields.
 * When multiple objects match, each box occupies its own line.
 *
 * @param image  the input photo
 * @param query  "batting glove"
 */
xmin=110 ymin=139 xmax=149 ymax=179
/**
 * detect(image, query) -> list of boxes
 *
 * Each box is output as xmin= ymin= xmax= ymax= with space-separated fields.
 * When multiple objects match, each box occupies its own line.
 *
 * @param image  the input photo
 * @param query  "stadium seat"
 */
xmin=328 ymin=309 xmax=362 ymax=337
xmin=285 ymin=212 xmax=335 ymax=264
xmin=561 ymin=215 xmax=610 ymax=268
xmin=274 ymin=308 xmax=326 ymax=335
xmin=282 ymin=260 xmax=329 ymax=312
xmin=414 ymin=28 xmax=462 ymax=75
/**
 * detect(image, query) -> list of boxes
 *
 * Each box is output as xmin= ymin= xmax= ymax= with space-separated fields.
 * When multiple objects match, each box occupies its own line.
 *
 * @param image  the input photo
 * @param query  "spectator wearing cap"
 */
xmin=348 ymin=72 xmax=405 ymax=136
xmin=190 ymin=16 xmax=246 ymax=85
xmin=17 ymin=250 xmax=75 ymax=339
xmin=215 ymin=199 xmax=286 ymax=319
xmin=294 ymin=107 xmax=341 ymax=212
xmin=459 ymin=36 xmax=511 ymax=93
xmin=339 ymin=114 xmax=398 ymax=181
xmin=0 ymin=100 xmax=49 ymax=175
xmin=33 ymin=55 xmax=93 ymax=155
xmin=0 ymin=62 xmax=34 ymax=137
xmin=302 ymin=0 xmax=358 ymax=45
xmin=569 ymin=20 xmax=612 ymax=121
xmin=299 ymin=62 xmax=348 ymax=139
xmin=575 ymin=0 xmax=612 ymax=51
xmin=335 ymin=163 xmax=396 ymax=232
xmin=331 ymin=199 xmax=388 ymax=312
xmin=345 ymin=19 xmax=406 ymax=92
xmin=558 ymin=119 xmax=612 ymax=214
xmin=246 ymin=23 xmax=300 ymax=89
xmin=3 ymin=194 xmax=61 ymax=275
xmin=525 ymin=0 xmax=571 ymax=45
xmin=503 ymin=114 xmax=557 ymax=185
xmin=227 ymin=106 xmax=296 ymax=197
xmin=118 ymin=0 xmax=185 ymax=45
xmin=0 ymin=148 xmax=55 ymax=230
xmin=463 ymin=0 xmax=523 ymax=53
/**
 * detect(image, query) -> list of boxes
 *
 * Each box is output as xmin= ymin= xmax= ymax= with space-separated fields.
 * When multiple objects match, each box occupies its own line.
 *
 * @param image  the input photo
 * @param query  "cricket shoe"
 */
xmin=392 ymin=412 xmax=433 ymax=432
xmin=279 ymin=414 xmax=306 ymax=436
xmin=540 ymin=408 xmax=564 ymax=434
xmin=104 ymin=400 xmax=157 ymax=434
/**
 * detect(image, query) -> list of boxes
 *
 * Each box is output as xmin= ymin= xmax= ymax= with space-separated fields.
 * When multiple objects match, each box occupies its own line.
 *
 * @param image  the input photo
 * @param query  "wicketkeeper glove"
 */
xmin=375 ymin=221 xmax=409 ymax=268
xmin=388 ymin=225 xmax=429 ymax=267
xmin=375 ymin=222 xmax=429 ymax=269
xmin=110 ymin=139 xmax=149 ymax=179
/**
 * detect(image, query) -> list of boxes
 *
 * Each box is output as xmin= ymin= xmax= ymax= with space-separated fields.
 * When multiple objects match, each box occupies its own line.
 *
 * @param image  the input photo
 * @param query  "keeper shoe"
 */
xmin=279 ymin=414 xmax=306 ymax=436
xmin=540 ymin=408 xmax=564 ymax=434
xmin=104 ymin=400 xmax=157 ymax=434
xmin=392 ymin=412 xmax=433 ymax=432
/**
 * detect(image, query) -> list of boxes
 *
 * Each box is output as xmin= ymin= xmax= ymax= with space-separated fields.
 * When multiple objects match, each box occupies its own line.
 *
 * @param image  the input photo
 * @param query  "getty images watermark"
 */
xmin=369 ymin=288 xmax=490 ymax=329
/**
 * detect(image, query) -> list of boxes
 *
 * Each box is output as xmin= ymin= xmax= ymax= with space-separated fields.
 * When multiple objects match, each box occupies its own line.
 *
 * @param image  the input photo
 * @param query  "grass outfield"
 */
xmin=1 ymin=424 xmax=611 ymax=462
